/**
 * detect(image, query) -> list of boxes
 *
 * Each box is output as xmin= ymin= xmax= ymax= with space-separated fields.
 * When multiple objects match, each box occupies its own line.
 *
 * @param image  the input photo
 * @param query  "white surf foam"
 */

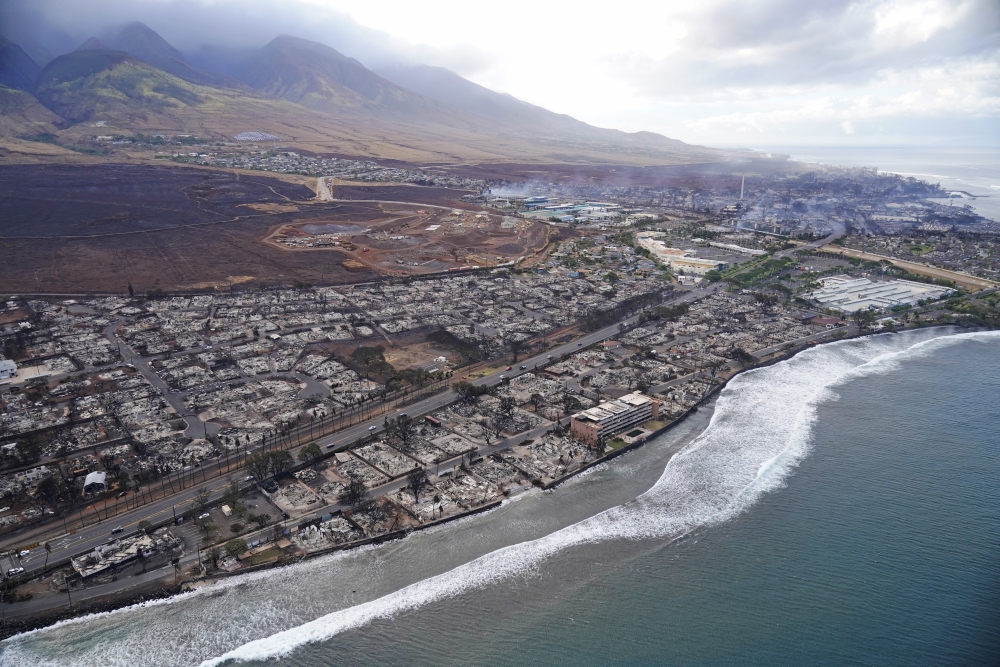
xmin=4 ymin=329 xmax=995 ymax=667
xmin=198 ymin=329 xmax=1000 ymax=666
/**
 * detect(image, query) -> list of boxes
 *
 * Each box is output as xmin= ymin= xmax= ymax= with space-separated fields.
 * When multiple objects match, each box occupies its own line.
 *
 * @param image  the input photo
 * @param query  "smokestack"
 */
xmin=740 ymin=174 xmax=745 ymax=200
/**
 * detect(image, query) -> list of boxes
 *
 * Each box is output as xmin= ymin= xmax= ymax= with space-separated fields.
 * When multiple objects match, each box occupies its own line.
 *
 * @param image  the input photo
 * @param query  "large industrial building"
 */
xmin=636 ymin=233 xmax=727 ymax=275
xmin=808 ymin=276 xmax=952 ymax=313
xmin=570 ymin=392 xmax=661 ymax=446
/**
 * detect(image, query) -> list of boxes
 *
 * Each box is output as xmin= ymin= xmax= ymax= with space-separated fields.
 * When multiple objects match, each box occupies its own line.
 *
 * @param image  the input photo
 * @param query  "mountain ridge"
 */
xmin=2 ymin=23 xmax=726 ymax=166
xmin=0 ymin=35 xmax=42 ymax=91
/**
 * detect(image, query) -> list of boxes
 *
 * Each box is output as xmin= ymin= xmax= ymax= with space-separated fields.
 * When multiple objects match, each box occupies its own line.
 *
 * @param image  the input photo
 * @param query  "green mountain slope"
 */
xmin=33 ymin=49 xmax=205 ymax=124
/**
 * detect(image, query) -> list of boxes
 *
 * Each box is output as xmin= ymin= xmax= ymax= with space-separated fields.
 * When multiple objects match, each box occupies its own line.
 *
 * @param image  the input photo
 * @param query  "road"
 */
xmin=777 ymin=220 xmax=847 ymax=258
xmin=820 ymin=245 xmax=998 ymax=290
xmin=3 ymin=286 xmax=715 ymax=581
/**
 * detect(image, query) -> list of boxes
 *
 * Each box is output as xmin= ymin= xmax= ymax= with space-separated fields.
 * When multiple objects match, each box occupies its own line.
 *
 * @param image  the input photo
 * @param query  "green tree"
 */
xmin=225 ymin=538 xmax=248 ymax=558
xmin=852 ymin=308 xmax=877 ymax=331
xmin=298 ymin=442 xmax=323 ymax=465
xmin=268 ymin=450 xmax=293 ymax=478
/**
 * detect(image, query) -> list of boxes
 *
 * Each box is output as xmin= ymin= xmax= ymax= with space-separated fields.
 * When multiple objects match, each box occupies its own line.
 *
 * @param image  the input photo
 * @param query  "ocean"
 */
xmin=770 ymin=145 xmax=1000 ymax=222
xmin=2 ymin=327 xmax=997 ymax=667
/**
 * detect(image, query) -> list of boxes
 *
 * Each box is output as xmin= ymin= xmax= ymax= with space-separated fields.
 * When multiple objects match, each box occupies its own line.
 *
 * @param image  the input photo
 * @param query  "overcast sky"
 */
xmin=5 ymin=0 xmax=999 ymax=148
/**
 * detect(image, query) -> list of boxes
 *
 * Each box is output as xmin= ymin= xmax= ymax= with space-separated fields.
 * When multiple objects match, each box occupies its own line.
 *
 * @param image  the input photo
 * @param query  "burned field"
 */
xmin=0 ymin=164 xmax=480 ymax=293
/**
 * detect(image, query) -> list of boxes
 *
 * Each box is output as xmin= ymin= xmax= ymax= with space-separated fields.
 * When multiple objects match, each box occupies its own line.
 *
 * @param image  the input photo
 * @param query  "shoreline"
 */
xmin=0 ymin=323 xmax=985 ymax=640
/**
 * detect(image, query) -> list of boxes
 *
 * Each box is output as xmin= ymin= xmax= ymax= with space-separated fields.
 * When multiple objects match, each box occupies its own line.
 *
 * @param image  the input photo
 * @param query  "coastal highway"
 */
xmin=3 ymin=285 xmax=716 ymax=581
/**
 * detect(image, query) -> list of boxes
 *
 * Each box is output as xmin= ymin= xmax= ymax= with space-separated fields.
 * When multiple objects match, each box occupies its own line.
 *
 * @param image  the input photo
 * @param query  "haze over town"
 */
xmin=0 ymin=1 xmax=998 ymax=664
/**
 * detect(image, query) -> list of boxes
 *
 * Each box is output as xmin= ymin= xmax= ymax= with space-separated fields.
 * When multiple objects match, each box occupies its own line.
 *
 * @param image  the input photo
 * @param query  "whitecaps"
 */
xmin=3 ymin=328 xmax=996 ymax=667
xmin=195 ymin=329 xmax=1000 ymax=666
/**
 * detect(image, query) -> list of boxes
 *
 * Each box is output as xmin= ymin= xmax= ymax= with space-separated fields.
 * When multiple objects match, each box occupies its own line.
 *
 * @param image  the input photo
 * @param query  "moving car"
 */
xmin=368 ymin=425 xmax=377 ymax=431
xmin=18 ymin=550 xmax=29 ymax=558
xmin=111 ymin=526 xmax=123 ymax=534
xmin=198 ymin=513 xmax=210 ymax=520
xmin=7 ymin=568 xmax=23 ymax=577
xmin=505 ymin=366 xmax=512 ymax=371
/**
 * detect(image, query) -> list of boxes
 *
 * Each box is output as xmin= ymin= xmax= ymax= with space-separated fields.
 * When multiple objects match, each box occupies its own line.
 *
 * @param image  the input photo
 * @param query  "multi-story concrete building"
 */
xmin=636 ymin=233 xmax=728 ymax=275
xmin=570 ymin=392 xmax=661 ymax=446
xmin=0 ymin=359 xmax=17 ymax=380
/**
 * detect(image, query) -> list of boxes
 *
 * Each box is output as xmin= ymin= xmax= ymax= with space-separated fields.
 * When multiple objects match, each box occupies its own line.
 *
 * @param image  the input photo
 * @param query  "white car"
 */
xmin=18 ymin=550 xmax=30 ymax=558
xmin=368 ymin=425 xmax=377 ymax=431
xmin=198 ymin=513 xmax=210 ymax=520
xmin=7 ymin=567 xmax=23 ymax=577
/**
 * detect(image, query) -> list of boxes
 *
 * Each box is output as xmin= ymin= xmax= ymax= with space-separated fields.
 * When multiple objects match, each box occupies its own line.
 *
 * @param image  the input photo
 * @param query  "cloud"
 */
xmin=1 ymin=0 xmax=997 ymax=147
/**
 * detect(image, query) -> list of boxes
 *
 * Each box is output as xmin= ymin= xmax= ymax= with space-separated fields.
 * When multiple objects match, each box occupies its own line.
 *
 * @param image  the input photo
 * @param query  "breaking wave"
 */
xmin=198 ymin=329 xmax=999 ymax=666
xmin=3 ymin=329 xmax=995 ymax=667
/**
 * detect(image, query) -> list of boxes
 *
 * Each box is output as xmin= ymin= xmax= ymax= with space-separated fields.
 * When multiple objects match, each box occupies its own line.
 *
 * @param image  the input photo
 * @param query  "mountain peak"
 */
xmin=106 ymin=22 xmax=246 ymax=90
xmin=234 ymin=34 xmax=443 ymax=118
xmin=108 ymin=22 xmax=188 ymax=68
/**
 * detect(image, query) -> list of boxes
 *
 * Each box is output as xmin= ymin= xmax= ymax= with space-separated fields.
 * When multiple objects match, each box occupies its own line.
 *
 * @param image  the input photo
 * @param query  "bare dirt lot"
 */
xmin=0 ymin=165 xmax=481 ymax=293
xmin=264 ymin=204 xmax=550 ymax=276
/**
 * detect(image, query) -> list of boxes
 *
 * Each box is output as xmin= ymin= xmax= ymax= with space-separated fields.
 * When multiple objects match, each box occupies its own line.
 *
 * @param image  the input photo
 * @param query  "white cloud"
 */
xmin=5 ymin=0 xmax=999 ymax=147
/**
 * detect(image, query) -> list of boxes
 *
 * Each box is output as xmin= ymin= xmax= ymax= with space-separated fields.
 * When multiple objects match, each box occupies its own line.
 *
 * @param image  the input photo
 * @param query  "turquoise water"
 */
xmin=3 ymin=329 xmax=998 ymax=666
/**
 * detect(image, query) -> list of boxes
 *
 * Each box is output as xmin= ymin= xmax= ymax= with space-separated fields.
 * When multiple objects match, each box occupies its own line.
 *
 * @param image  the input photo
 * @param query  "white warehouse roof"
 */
xmin=808 ymin=276 xmax=951 ymax=313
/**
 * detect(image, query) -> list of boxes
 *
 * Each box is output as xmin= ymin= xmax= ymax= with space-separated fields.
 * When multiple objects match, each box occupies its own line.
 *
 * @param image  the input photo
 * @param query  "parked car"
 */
xmin=7 ymin=568 xmax=23 ymax=577
xmin=499 ymin=375 xmax=506 ymax=380
xmin=198 ymin=513 xmax=210 ymax=520
xmin=111 ymin=526 xmax=123 ymax=534
xmin=117 ymin=491 xmax=127 ymax=498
